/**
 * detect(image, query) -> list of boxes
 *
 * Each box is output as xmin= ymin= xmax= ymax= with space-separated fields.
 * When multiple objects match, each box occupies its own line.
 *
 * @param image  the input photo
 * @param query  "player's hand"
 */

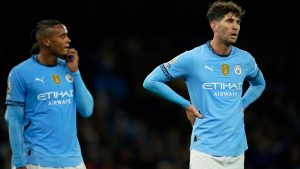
xmin=186 ymin=104 xmax=203 ymax=126
xmin=66 ymin=48 xmax=79 ymax=72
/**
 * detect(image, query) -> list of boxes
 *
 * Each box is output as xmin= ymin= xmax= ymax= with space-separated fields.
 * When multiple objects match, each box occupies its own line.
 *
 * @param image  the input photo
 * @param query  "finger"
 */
xmin=68 ymin=48 xmax=76 ymax=52
xmin=194 ymin=111 xmax=203 ymax=118
xmin=67 ymin=48 xmax=78 ymax=55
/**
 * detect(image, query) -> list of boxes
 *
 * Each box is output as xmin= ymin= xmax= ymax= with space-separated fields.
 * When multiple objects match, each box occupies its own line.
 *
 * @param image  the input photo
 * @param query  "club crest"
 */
xmin=234 ymin=65 xmax=242 ymax=75
xmin=66 ymin=74 xmax=74 ymax=83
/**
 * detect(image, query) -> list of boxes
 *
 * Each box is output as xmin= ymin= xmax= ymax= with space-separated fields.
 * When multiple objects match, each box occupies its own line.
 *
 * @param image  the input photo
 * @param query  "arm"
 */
xmin=4 ymin=105 xmax=26 ymax=168
xmin=143 ymin=65 xmax=202 ymax=124
xmin=65 ymin=48 xmax=94 ymax=117
xmin=242 ymin=70 xmax=266 ymax=109
xmin=72 ymin=71 xmax=94 ymax=118
xmin=143 ymin=65 xmax=191 ymax=108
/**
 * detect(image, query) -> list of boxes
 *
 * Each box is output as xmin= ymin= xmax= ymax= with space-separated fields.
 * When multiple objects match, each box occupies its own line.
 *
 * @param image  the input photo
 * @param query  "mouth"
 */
xmin=64 ymin=44 xmax=70 ymax=49
xmin=63 ymin=47 xmax=69 ymax=55
xmin=230 ymin=33 xmax=238 ymax=39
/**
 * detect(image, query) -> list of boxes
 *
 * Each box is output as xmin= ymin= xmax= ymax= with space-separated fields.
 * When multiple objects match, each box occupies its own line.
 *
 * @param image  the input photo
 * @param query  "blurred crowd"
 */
xmin=1 ymin=29 xmax=299 ymax=169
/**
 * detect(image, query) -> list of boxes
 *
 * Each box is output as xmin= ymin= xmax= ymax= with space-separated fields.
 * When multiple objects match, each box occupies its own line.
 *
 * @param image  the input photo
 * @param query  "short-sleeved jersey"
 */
xmin=161 ymin=41 xmax=260 ymax=156
xmin=5 ymin=55 xmax=83 ymax=167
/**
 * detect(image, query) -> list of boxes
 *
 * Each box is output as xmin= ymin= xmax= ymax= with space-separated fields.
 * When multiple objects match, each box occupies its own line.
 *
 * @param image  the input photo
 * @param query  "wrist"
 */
xmin=70 ymin=70 xmax=80 ymax=76
xmin=182 ymin=100 xmax=191 ymax=109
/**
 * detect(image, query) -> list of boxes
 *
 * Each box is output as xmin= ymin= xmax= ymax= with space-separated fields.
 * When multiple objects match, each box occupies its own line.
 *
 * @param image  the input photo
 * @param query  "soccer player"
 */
xmin=4 ymin=19 xmax=94 ymax=169
xmin=143 ymin=1 xmax=266 ymax=169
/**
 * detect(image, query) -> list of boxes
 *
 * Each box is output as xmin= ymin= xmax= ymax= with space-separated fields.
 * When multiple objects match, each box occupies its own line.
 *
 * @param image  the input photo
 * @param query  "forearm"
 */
xmin=72 ymin=71 xmax=94 ymax=117
xmin=143 ymin=66 xmax=190 ymax=108
xmin=4 ymin=105 xmax=26 ymax=167
xmin=243 ymin=71 xmax=266 ymax=109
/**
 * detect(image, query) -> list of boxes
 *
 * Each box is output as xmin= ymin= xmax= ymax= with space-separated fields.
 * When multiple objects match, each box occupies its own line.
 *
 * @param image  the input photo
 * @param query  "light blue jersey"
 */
xmin=144 ymin=41 xmax=266 ymax=156
xmin=5 ymin=55 xmax=84 ymax=167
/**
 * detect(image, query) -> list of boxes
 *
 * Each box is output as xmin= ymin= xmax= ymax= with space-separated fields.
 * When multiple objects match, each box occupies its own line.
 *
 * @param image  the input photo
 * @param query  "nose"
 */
xmin=232 ymin=23 xmax=240 ymax=30
xmin=66 ymin=36 xmax=71 ymax=43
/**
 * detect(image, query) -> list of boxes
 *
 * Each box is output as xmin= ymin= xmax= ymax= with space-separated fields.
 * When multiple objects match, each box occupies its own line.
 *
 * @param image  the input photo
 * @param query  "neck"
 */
xmin=210 ymin=39 xmax=232 ymax=55
xmin=37 ymin=52 xmax=57 ymax=66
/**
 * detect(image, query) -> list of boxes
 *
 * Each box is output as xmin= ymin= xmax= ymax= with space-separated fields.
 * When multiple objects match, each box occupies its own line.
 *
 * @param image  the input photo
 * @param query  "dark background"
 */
xmin=1 ymin=0 xmax=299 ymax=169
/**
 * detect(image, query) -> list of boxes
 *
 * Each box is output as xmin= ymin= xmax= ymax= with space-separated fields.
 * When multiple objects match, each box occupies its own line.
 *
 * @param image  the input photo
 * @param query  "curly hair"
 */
xmin=207 ymin=1 xmax=245 ymax=22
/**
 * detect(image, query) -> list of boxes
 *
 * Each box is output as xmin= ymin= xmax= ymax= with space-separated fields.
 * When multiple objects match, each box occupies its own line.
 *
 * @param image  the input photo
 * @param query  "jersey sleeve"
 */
xmin=245 ymin=54 xmax=260 ymax=80
xmin=72 ymin=70 xmax=94 ymax=118
xmin=5 ymin=68 xmax=26 ymax=107
xmin=4 ymin=105 xmax=26 ymax=167
xmin=143 ymin=66 xmax=191 ymax=108
xmin=160 ymin=50 xmax=193 ymax=80
xmin=242 ymin=53 xmax=266 ymax=109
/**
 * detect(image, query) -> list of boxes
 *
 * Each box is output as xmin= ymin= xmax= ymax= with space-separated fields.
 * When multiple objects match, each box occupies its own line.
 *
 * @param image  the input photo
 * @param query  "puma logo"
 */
xmin=204 ymin=65 xmax=213 ymax=72
xmin=35 ymin=77 xmax=44 ymax=84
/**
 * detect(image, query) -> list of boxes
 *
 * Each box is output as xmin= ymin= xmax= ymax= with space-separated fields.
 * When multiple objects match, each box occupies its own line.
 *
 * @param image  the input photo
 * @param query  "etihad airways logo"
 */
xmin=202 ymin=82 xmax=243 ymax=97
xmin=37 ymin=90 xmax=74 ymax=105
xmin=203 ymin=82 xmax=243 ymax=90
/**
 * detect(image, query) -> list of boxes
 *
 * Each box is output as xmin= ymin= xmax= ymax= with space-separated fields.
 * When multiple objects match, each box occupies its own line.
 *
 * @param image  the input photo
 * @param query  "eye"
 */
xmin=226 ymin=18 xmax=234 ymax=23
xmin=59 ymin=34 xmax=68 ymax=39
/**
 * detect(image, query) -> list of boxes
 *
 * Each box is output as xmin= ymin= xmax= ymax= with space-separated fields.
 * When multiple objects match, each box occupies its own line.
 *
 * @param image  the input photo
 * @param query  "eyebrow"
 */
xmin=226 ymin=15 xmax=240 ymax=21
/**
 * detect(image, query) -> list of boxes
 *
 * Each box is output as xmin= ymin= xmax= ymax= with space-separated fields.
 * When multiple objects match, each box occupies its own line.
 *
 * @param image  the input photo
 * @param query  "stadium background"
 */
xmin=0 ymin=0 xmax=299 ymax=168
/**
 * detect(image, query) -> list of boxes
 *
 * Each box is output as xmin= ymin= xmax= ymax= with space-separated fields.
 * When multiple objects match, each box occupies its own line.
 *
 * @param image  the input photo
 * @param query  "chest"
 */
xmin=192 ymin=57 xmax=247 ymax=83
xmin=24 ymin=67 xmax=74 ymax=95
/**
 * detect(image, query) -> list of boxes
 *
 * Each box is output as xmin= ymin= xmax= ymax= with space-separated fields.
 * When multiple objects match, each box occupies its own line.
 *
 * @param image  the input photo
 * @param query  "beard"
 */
xmin=224 ymin=38 xmax=237 ymax=46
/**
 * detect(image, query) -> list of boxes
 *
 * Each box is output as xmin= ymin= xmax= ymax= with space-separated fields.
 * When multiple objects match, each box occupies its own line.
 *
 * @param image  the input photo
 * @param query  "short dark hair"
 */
xmin=207 ymin=1 xmax=245 ymax=22
xmin=30 ymin=19 xmax=63 ymax=54
xmin=31 ymin=19 xmax=63 ymax=40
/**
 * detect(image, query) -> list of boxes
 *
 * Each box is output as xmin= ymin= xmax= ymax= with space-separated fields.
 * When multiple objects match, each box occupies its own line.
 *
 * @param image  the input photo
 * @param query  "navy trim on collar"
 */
xmin=32 ymin=55 xmax=57 ymax=67
xmin=206 ymin=41 xmax=231 ymax=57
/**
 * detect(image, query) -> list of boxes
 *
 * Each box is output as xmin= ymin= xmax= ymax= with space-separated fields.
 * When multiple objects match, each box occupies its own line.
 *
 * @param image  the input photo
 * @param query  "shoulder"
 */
xmin=233 ymin=46 xmax=255 ymax=61
xmin=7 ymin=57 xmax=36 ymax=84
xmin=233 ymin=46 xmax=253 ymax=57
xmin=57 ymin=58 xmax=67 ymax=66
xmin=178 ymin=44 xmax=206 ymax=59
xmin=188 ymin=44 xmax=206 ymax=54
xmin=9 ymin=57 xmax=35 ymax=74
xmin=56 ymin=58 xmax=73 ymax=73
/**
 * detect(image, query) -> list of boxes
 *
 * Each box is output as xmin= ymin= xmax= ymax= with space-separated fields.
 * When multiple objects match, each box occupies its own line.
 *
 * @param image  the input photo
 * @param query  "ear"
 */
xmin=210 ymin=21 xmax=219 ymax=33
xmin=43 ymin=38 xmax=51 ymax=47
